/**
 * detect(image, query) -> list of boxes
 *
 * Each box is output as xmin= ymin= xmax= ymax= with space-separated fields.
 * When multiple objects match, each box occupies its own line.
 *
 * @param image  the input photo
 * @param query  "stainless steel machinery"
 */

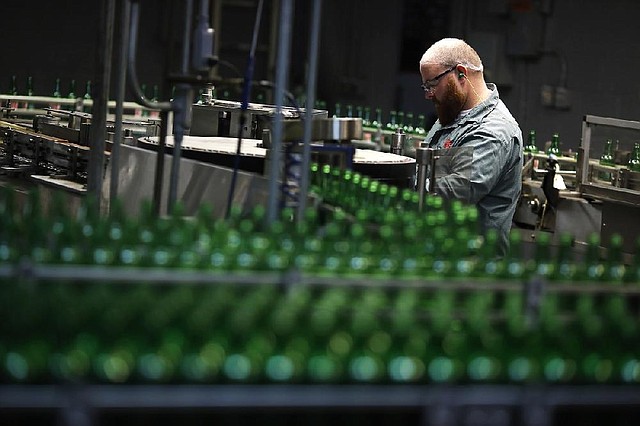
xmin=515 ymin=115 xmax=640 ymax=254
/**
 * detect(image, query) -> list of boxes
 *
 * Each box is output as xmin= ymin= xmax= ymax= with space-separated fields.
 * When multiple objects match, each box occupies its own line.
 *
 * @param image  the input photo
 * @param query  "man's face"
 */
xmin=421 ymin=64 xmax=465 ymax=125
xmin=433 ymin=78 xmax=465 ymax=126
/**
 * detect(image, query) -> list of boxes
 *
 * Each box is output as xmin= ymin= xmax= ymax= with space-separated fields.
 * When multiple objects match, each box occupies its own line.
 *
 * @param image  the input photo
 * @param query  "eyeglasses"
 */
xmin=420 ymin=65 xmax=457 ymax=93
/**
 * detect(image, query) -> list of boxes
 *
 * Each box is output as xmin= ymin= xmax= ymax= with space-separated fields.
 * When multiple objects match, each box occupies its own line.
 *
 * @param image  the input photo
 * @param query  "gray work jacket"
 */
xmin=425 ymin=83 xmax=523 ymax=256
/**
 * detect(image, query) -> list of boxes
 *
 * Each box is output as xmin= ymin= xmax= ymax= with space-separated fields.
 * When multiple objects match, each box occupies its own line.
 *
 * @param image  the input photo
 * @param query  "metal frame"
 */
xmin=577 ymin=114 xmax=640 ymax=206
xmin=1 ymin=384 xmax=639 ymax=426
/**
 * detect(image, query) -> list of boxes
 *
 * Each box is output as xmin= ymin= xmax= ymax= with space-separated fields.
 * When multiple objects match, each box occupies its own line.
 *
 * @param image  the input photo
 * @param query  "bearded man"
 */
xmin=419 ymin=38 xmax=523 ymax=257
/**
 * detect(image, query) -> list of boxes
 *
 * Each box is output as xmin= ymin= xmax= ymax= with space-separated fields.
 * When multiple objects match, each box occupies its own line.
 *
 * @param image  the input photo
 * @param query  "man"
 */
xmin=419 ymin=38 xmax=523 ymax=256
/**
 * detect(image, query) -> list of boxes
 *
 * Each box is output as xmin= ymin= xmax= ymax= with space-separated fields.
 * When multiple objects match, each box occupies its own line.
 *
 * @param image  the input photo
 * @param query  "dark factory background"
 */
xmin=4 ymin=0 xmax=640 ymax=151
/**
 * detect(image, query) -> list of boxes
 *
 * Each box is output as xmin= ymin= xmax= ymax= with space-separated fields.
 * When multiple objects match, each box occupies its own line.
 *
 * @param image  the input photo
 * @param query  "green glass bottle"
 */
xmin=604 ymin=233 xmax=626 ymax=282
xmin=223 ymin=346 xmax=263 ymax=384
xmin=619 ymin=354 xmax=640 ymax=384
xmin=574 ymin=292 xmax=618 ymax=385
xmin=362 ymin=106 xmax=371 ymax=127
xmin=306 ymin=350 xmax=344 ymax=384
xmin=546 ymin=133 xmax=561 ymax=156
xmin=180 ymin=332 xmax=227 ymax=383
xmin=597 ymin=139 xmax=615 ymax=182
xmin=387 ymin=326 xmax=428 ymax=384
xmin=386 ymin=110 xmax=398 ymax=133
xmin=466 ymin=351 xmax=503 ymax=384
xmin=93 ymin=336 xmax=140 ymax=383
xmin=49 ymin=332 xmax=100 ymax=382
xmin=21 ymin=189 xmax=46 ymax=256
xmin=371 ymin=107 xmax=382 ymax=129
xmin=8 ymin=75 xmax=18 ymax=95
xmin=67 ymin=79 xmax=76 ymax=99
xmin=414 ymin=114 xmax=427 ymax=137
xmin=551 ymin=233 xmax=576 ymax=282
xmin=503 ymin=289 xmax=542 ymax=384
xmin=265 ymin=334 xmax=309 ymax=384
xmin=432 ymin=318 xmax=468 ymax=384
xmin=623 ymin=236 xmax=640 ymax=284
xmin=333 ymin=102 xmax=341 ymax=118
xmin=628 ymin=142 xmax=640 ymax=172
xmin=4 ymin=339 xmax=51 ymax=383
xmin=403 ymin=112 xmax=414 ymax=134
xmin=577 ymin=233 xmax=605 ymax=282
xmin=8 ymin=75 xmax=18 ymax=109
xmin=149 ymin=84 xmax=160 ymax=118
xmin=370 ymin=107 xmax=384 ymax=147
xmin=83 ymin=80 xmax=92 ymax=113
xmin=524 ymin=130 xmax=538 ymax=153
xmin=345 ymin=104 xmax=353 ymax=118
xmin=22 ymin=76 xmax=34 ymax=109
xmin=306 ymin=288 xmax=347 ymax=384
xmin=540 ymin=301 xmax=578 ymax=384
xmin=427 ymin=351 xmax=465 ymax=384
xmin=136 ymin=83 xmax=147 ymax=117
xmin=500 ymin=231 xmax=528 ymax=281
xmin=396 ymin=111 xmax=405 ymax=131
xmin=599 ymin=139 xmax=615 ymax=166
xmin=531 ymin=231 xmax=555 ymax=279
xmin=506 ymin=352 xmax=542 ymax=384
xmin=51 ymin=77 xmax=62 ymax=110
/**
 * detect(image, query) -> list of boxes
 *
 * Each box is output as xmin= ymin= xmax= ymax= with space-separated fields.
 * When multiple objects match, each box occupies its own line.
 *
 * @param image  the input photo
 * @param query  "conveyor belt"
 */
xmin=137 ymin=135 xmax=417 ymax=188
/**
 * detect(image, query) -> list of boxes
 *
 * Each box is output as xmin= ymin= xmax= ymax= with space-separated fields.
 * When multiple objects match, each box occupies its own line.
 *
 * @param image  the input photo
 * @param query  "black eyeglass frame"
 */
xmin=420 ymin=65 xmax=457 ymax=93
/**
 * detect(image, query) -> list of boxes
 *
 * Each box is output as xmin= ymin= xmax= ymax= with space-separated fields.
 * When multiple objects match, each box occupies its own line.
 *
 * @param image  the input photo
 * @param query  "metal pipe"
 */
xmin=86 ymin=0 xmax=116 ymax=198
xmin=225 ymin=0 xmax=264 ymax=219
xmin=167 ymin=0 xmax=194 ymax=213
xmin=577 ymin=118 xmax=591 ymax=188
xmin=153 ymin=110 xmax=170 ymax=215
xmin=126 ymin=0 xmax=171 ymax=215
xmin=297 ymin=0 xmax=323 ymax=220
xmin=110 ymin=0 xmax=132 ymax=207
xmin=266 ymin=0 xmax=294 ymax=224
xmin=127 ymin=1 xmax=172 ymax=112
xmin=415 ymin=142 xmax=434 ymax=211
xmin=390 ymin=128 xmax=405 ymax=155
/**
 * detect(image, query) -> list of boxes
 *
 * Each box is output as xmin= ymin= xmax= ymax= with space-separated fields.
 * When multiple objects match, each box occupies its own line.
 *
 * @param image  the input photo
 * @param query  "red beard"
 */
xmin=434 ymin=78 xmax=466 ymax=126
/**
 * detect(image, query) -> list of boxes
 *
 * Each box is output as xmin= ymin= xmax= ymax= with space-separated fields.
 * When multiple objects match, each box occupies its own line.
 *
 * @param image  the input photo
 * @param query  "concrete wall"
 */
xmin=397 ymin=0 xmax=640 ymax=153
xmin=3 ymin=0 xmax=640 ymax=155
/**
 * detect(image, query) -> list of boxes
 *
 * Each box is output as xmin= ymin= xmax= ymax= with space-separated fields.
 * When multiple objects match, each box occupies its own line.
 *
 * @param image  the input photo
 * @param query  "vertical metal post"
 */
xmin=167 ymin=0 xmax=194 ymax=214
xmin=577 ymin=117 xmax=591 ymax=189
xmin=110 ymin=0 xmax=131 ymax=208
xmin=127 ymin=0 xmax=173 ymax=215
xmin=297 ymin=0 xmax=323 ymax=220
xmin=266 ymin=0 xmax=294 ymax=224
xmin=415 ymin=142 xmax=434 ymax=211
xmin=86 ymin=0 xmax=116 ymax=200
xmin=390 ymin=128 xmax=405 ymax=155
